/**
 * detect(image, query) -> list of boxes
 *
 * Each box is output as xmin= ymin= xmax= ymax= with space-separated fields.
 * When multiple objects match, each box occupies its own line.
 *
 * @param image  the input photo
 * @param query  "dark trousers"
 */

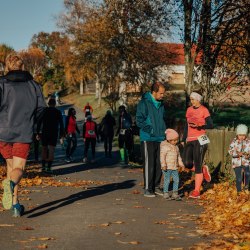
xmin=140 ymin=141 xmax=162 ymax=192
xmin=66 ymin=133 xmax=77 ymax=158
xmin=84 ymin=138 xmax=96 ymax=158
xmin=104 ymin=135 xmax=114 ymax=155
xmin=234 ymin=166 xmax=250 ymax=192
xmin=118 ymin=130 xmax=134 ymax=161
xmin=182 ymin=140 xmax=208 ymax=173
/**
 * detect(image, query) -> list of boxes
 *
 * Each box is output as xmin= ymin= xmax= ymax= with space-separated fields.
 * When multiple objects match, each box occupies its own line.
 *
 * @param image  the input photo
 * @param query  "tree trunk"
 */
xmin=80 ymin=80 xmax=84 ymax=95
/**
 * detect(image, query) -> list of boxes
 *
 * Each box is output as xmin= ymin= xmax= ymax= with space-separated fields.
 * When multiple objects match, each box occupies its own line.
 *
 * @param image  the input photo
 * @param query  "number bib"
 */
xmin=120 ymin=129 xmax=126 ymax=135
xmin=88 ymin=130 xmax=95 ymax=135
xmin=198 ymin=134 xmax=210 ymax=145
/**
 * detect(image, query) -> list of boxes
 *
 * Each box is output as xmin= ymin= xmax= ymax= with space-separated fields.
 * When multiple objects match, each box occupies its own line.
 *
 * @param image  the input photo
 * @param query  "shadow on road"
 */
xmin=25 ymin=179 xmax=136 ymax=218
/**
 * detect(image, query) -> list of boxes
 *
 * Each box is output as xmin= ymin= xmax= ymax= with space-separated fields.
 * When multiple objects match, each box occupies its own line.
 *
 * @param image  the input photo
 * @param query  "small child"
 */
xmin=228 ymin=124 xmax=250 ymax=194
xmin=160 ymin=129 xmax=185 ymax=201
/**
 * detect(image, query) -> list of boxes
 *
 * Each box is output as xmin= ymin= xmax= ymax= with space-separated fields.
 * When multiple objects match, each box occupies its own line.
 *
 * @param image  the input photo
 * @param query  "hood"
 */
xmin=4 ymin=70 xmax=33 ymax=82
xmin=142 ymin=91 xmax=162 ymax=109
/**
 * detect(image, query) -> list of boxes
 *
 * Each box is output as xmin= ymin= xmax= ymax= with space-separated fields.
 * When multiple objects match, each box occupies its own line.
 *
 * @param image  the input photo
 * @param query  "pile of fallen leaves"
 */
xmin=193 ymin=182 xmax=250 ymax=249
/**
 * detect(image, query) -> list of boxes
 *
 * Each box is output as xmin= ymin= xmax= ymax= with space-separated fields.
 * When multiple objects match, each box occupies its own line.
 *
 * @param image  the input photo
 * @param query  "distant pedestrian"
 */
xmin=228 ymin=124 xmax=250 ymax=194
xmin=136 ymin=82 xmax=166 ymax=198
xmin=99 ymin=110 xmax=116 ymax=158
xmin=0 ymin=53 xmax=46 ymax=217
xmin=181 ymin=91 xmax=213 ymax=199
xmin=65 ymin=107 xmax=80 ymax=163
xmin=37 ymin=98 xmax=64 ymax=172
xmin=160 ymin=129 xmax=185 ymax=201
xmin=116 ymin=105 xmax=133 ymax=165
xmin=83 ymin=102 xmax=93 ymax=119
xmin=83 ymin=115 xmax=99 ymax=163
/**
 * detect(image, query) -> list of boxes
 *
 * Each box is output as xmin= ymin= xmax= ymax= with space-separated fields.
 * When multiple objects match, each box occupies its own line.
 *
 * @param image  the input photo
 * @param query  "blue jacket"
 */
xmin=136 ymin=92 xmax=166 ymax=142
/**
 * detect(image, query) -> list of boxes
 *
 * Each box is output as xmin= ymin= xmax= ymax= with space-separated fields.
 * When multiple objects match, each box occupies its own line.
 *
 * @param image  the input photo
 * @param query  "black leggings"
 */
xmin=84 ymin=138 xmax=96 ymax=158
xmin=182 ymin=140 xmax=208 ymax=174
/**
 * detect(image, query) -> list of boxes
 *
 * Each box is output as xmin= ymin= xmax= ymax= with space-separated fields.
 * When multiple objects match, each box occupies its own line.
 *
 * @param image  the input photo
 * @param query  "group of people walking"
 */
xmin=0 ymin=53 xmax=249 ymax=219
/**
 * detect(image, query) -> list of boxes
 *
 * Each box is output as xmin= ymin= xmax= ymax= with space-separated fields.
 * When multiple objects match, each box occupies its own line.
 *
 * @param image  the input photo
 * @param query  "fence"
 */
xmin=205 ymin=128 xmax=237 ymax=173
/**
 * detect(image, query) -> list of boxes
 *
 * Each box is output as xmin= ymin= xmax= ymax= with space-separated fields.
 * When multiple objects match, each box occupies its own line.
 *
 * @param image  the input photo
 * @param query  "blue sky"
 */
xmin=0 ymin=0 xmax=64 ymax=51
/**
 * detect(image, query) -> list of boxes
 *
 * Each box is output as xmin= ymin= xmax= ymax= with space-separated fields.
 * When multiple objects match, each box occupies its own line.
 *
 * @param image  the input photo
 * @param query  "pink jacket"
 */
xmin=160 ymin=140 xmax=184 ymax=170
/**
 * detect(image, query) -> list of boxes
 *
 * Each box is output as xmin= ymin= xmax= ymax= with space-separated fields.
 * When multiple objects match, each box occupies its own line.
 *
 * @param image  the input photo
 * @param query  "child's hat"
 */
xmin=236 ymin=124 xmax=248 ymax=135
xmin=165 ymin=129 xmax=179 ymax=140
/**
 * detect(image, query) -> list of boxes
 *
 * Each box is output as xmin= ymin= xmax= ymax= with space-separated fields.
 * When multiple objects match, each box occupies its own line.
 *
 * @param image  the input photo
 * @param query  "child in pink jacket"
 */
xmin=160 ymin=129 xmax=185 ymax=200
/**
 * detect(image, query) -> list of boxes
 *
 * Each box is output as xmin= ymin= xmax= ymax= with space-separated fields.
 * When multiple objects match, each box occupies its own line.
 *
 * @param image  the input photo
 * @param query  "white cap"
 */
xmin=236 ymin=124 xmax=248 ymax=135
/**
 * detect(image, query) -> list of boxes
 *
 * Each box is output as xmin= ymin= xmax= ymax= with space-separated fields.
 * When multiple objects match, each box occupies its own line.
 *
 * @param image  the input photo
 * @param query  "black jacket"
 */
xmin=0 ymin=70 xmax=46 ymax=143
xmin=100 ymin=114 xmax=116 ymax=137
xmin=37 ymin=107 xmax=65 ymax=139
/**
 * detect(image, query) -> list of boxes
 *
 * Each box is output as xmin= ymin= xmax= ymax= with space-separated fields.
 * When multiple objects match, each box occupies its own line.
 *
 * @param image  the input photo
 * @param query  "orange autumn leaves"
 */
xmin=196 ymin=182 xmax=250 ymax=249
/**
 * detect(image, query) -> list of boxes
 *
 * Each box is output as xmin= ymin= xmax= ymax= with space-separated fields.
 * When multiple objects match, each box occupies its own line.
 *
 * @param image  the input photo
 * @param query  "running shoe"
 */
xmin=189 ymin=190 xmax=200 ymax=199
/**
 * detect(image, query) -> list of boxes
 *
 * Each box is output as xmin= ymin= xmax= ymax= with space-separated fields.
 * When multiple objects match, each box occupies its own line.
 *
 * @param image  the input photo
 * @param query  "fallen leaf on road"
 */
xmin=114 ymin=232 xmax=122 ymax=235
xmin=100 ymin=223 xmax=110 ymax=227
xmin=0 ymin=224 xmax=14 ymax=227
xmin=19 ymin=226 xmax=34 ymax=230
xmin=117 ymin=240 xmax=141 ymax=245
xmin=113 ymin=221 xmax=125 ymax=224
xmin=132 ymin=189 xmax=141 ymax=194
xmin=37 ymin=244 xmax=48 ymax=249
xmin=133 ymin=205 xmax=144 ymax=208
xmin=154 ymin=220 xmax=171 ymax=225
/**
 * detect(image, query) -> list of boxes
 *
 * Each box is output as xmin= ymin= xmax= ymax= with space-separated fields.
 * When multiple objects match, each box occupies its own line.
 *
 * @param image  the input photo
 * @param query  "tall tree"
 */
xmin=177 ymin=0 xmax=250 ymax=105
xmin=0 ymin=44 xmax=14 ymax=75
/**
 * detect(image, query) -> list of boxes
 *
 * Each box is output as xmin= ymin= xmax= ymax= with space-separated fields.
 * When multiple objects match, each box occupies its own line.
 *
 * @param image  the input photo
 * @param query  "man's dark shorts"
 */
xmin=41 ymin=136 xmax=57 ymax=147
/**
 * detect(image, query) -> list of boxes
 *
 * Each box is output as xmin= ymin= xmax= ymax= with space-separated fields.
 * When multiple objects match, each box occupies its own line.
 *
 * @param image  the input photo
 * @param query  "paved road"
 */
xmin=0 ymin=105 xmax=206 ymax=250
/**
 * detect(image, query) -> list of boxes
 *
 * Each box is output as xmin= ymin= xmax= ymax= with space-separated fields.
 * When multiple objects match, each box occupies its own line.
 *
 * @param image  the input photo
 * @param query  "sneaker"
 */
xmin=163 ymin=192 xmax=171 ymax=200
xmin=65 ymin=157 xmax=71 ymax=163
xmin=155 ymin=187 xmax=163 ymax=196
xmin=144 ymin=190 xmax=156 ymax=198
xmin=202 ymin=165 xmax=211 ymax=182
xmin=83 ymin=157 xmax=87 ymax=163
xmin=189 ymin=190 xmax=200 ymax=199
xmin=2 ymin=179 xmax=15 ymax=210
xmin=172 ymin=191 xmax=182 ymax=201
xmin=12 ymin=203 xmax=25 ymax=217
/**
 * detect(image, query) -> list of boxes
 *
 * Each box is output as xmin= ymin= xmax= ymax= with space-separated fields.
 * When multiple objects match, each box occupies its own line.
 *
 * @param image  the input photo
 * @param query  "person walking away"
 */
xmin=83 ymin=115 xmax=99 ymax=163
xmin=228 ymin=124 xmax=250 ymax=194
xmin=65 ymin=107 xmax=80 ymax=163
xmin=116 ymin=105 xmax=133 ymax=165
xmin=83 ymin=102 xmax=93 ymax=119
xmin=99 ymin=110 xmax=116 ymax=158
xmin=160 ymin=129 xmax=185 ymax=201
xmin=36 ymin=98 xmax=64 ymax=173
xmin=181 ymin=91 xmax=213 ymax=199
xmin=136 ymin=82 xmax=167 ymax=197
xmin=0 ymin=53 xmax=46 ymax=217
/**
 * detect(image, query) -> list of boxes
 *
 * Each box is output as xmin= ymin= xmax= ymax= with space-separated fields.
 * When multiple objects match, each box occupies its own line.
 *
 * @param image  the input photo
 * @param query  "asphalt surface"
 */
xmin=0 ymin=104 xmax=206 ymax=250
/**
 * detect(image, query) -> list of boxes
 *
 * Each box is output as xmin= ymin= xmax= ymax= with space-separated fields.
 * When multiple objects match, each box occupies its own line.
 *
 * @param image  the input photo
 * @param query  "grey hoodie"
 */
xmin=0 ymin=70 xmax=46 ymax=143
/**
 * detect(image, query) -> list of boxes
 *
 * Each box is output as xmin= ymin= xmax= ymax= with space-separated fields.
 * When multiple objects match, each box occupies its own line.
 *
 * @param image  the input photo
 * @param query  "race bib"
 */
xmin=86 ymin=108 xmax=90 ymax=112
xmin=198 ymin=134 xmax=210 ymax=145
xmin=88 ymin=130 xmax=95 ymax=135
xmin=120 ymin=129 xmax=126 ymax=135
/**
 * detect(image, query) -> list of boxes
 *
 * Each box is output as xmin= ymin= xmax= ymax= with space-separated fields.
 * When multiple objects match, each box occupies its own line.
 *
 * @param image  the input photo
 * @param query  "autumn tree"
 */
xmin=30 ymin=31 xmax=70 ymax=88
xmin=0 ymin=44 xmax=14 ymax=75
xmin=19 ymin=47 xmax=46 ymax=82
xmin=176 ymin=0 xmax=250 ymax=106
xmin=58 ymin=0 xmax=174 ymax=108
